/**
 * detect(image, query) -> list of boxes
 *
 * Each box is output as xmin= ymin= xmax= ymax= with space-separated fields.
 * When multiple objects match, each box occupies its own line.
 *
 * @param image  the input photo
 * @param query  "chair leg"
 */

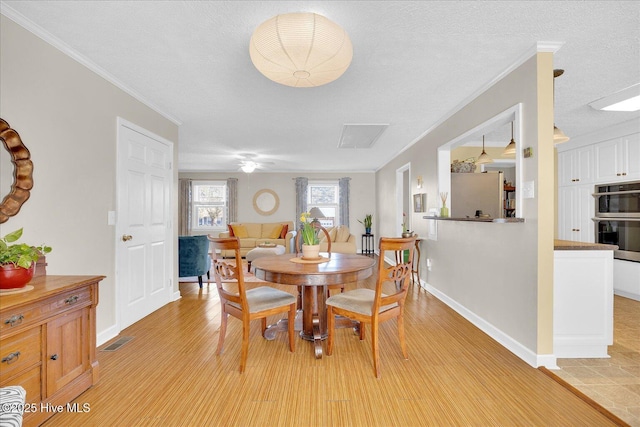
xmin=398 ymin=312 xmax=408 ymax=359
xmin=217 ymin=310 xmax=228 ymax=355
xmin=327 ymin=305 xmax=334 ymax=355
xmin=198 ymin=275 xmax=203 ymax=288
xmin=372 ymin=320 xmax=381 ymax=378
xmin=261 ymin=317 xmax=267 ymax=335
xmin=359 ymin=322 xmax=365 ymax=340
xmin=288 ymin=303 xmax=296 ymax=352
xmin=240 ymin=320 xmax=250 ymax=373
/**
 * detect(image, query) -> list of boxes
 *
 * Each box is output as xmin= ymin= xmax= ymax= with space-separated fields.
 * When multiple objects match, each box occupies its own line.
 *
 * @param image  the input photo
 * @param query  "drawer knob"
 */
xmin=4 ymin=314 xmax=24 ymax=327
xmin=50 ymin=354 xmax=58 ymax=361
xmin=65 ymin=295 xmax=80 ymax=304
xmin=1 ymin=351 xmax=21 ymax=364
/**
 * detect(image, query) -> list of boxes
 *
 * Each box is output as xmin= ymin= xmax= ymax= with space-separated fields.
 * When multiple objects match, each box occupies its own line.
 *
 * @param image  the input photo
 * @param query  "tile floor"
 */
xmin=554 ymin=295 xmax=640 ymax=426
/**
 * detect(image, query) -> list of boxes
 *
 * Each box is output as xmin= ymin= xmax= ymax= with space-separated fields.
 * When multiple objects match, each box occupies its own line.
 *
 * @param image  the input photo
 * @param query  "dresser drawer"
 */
xmin=0 ymin=302 xmax=47 ymax=334
xmin=0 ymin=364 xmax=41 ymax=404
xmin=1 ymin=287 xmax=93 ymax=336
xmin=43 ymin=287 xmax=92 ymax=316
xmin=0 ymin=327 xmax=42 ymax=381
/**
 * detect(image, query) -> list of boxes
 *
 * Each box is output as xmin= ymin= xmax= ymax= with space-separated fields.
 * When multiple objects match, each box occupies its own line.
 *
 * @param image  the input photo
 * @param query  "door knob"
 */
xmin=122 ymin=234 xmax=133 ymax=242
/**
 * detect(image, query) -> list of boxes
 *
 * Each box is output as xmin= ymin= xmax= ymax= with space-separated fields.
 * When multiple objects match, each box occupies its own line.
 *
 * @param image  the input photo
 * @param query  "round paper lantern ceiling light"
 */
xmin=250 ymin=12 xmax=353 ymax=88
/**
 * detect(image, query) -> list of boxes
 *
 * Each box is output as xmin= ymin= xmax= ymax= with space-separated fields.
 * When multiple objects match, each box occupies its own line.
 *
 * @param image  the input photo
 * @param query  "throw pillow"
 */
xmin=326 ymin=227 xmax=338 ymax=242
xmin=231 ymin=224 xmax=248 ymax=239
xmin=335 ymin=225 xmax=351 ymax=243
xmin=269 ymin=224 xmax=283 ymax=239
xmin=227 ymin=224 xmax=235 ymax=237
xmin=280 ymin=224 xmax=289 ymax=239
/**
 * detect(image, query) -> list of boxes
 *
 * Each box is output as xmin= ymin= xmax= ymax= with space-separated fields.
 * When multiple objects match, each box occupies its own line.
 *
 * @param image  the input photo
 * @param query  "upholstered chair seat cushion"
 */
xmin=228 ymin=286 xmax=296 ymax=313
xmin=326 ymin=289 xmax=397 ymax=315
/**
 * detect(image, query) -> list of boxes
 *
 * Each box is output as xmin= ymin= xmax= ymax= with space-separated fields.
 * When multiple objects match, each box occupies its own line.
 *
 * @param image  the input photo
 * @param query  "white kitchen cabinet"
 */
xmin=554 ymin=247 xmax=614 ymax=358
xmin=558 ymin=145 xmax=594 ymax=186
xmin=595 ymin=134 xmax=640 ymax=182
xmin=558 ymin=184 xmax=594 ymax=242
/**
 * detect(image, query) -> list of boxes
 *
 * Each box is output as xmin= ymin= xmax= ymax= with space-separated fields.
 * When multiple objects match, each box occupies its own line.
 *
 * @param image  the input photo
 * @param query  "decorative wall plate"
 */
xmin=253 ymin=188 xmax=279 ymax=216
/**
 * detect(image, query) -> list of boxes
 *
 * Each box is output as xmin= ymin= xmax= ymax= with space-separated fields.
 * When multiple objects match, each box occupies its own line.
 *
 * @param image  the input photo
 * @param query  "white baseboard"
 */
xmin=614 ymin=289 xmax=640 ymax=302
xmin=422 ymin=281 xmax=557 ymax=369
xmin=96 ymin=324 xmax=120 ymax=347
xmin=172 ymin=291 xmax=182 ymax=301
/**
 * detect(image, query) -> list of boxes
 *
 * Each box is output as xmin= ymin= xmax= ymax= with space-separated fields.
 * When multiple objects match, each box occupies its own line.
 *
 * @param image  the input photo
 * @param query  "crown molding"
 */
xmin=378 ymin=41 xmax=565 ymax=171
xmin=1 ymin=4 xmax=182 ymax=126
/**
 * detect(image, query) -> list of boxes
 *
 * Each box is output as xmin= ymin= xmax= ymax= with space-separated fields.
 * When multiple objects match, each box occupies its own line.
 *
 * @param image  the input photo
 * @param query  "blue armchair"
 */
xmin=178 ymin=235 xmax=210 ymax=288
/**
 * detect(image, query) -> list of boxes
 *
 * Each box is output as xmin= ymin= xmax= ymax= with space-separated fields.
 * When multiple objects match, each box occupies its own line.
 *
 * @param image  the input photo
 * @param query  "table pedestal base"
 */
xmin=263 ymin=311 xmax=358 ymax=359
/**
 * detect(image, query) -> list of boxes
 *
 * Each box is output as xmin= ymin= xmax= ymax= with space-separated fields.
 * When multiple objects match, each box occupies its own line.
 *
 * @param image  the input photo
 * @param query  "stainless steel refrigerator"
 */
xmin=451 ymin=172 xmax=504 ymax=218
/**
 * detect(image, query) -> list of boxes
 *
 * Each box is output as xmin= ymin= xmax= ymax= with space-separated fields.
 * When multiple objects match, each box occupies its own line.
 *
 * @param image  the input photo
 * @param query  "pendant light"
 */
xmin=553 ymin=69 xmax=570 ymax=144
xmin=476 ymin=135 xmax=493 ymax=165
xmin=503 ymin=121 xmax=516 ymax=158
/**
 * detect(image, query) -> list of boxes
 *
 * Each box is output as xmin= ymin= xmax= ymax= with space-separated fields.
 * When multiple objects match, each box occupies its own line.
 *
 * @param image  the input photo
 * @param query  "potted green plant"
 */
xmin=358 ymin=214 xmax=373 ymax=234
xmin=299 ymin=212 xmax=321 ymax=259
xmin=0 ymin=228 xmax=51 ymax=289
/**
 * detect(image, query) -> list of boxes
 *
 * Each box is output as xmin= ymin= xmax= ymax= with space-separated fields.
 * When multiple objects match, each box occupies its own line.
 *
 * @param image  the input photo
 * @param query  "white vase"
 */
xmin=301 ymin=244 xmax=321 ymax=259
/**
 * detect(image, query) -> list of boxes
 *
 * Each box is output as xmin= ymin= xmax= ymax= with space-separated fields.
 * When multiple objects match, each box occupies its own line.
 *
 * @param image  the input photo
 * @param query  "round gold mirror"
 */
xmin=0 ymin=118 xmax=33 ymax=223
xmin=253 ymin=189 xmax=279 ymax=216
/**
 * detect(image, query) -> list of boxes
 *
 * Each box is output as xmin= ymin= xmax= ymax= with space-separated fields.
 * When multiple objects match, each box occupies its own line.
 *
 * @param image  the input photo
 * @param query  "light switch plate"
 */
xmin=522 ymin=181 xmax=535 ymax=199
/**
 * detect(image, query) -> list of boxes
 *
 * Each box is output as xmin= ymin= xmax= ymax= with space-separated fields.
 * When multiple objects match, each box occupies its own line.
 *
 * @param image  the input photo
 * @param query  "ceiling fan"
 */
xmin=237 ymin=154 xmax=274 ymax=173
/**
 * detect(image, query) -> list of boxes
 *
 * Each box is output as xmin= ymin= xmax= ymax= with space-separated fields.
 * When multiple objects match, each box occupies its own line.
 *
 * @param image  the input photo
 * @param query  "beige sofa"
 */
xmin=319 ymin=225 xmax=357 ymax=253
xmin=218 ymin=221 xmax=296 ymax=257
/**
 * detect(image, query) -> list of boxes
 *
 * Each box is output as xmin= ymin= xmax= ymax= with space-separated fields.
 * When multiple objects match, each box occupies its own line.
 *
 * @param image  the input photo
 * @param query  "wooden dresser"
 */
xmin=0 ymin=275 xmax=103 ymax=426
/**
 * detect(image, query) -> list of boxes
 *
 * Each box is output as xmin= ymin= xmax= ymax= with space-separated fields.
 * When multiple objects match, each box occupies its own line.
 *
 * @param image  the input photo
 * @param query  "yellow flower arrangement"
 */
xmin=299 ymin=212 xmax=319 ymax=245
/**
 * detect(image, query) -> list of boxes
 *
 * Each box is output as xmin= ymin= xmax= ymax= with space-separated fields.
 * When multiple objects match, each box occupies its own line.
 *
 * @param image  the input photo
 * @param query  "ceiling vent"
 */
xmin=338 ymin=124 xmax=389 ymax=149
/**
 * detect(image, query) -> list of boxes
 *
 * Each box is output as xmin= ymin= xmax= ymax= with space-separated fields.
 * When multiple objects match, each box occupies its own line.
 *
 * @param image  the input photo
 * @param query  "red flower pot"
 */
xmin=0 ymin=263 xmax=35 ymax=289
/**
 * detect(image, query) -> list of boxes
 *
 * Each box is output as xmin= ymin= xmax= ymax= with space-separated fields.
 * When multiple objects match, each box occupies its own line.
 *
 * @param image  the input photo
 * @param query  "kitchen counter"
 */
xmin=422 ymin=215 xmax=524 ymax=223
xmin=554 ymin=239 xmax=618 ymax=251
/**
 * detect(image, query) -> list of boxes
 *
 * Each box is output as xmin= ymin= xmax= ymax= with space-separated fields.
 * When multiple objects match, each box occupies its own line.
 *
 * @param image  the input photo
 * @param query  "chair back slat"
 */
xmin=208 ymin=237 xmax=248 ymax=310
xmin=374 ymin=236 xmax=416 ymax=312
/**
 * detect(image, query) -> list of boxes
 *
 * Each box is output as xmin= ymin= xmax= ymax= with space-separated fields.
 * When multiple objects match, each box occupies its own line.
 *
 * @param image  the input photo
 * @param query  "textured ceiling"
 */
xmin=2 ymin=1 xmax=639 ymax=172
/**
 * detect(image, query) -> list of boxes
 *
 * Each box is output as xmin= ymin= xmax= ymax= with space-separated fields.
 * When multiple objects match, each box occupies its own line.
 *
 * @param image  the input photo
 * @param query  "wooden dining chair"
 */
xmin=294 ymin=222 xmax=343 ymax=300
xmin=208 ymin=237 xmax=296 ymax=373
xmin=326 ymin=236 xmax=417 ymax=378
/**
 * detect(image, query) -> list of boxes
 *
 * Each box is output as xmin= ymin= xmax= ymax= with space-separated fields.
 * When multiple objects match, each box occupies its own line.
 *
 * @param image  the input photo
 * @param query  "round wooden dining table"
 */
xmin=252 ymin=252 xmax=376 ymax=358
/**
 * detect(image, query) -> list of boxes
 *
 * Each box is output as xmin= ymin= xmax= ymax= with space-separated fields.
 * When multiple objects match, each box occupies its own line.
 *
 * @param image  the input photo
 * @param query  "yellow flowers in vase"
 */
xmin=299 ymin=212 xmax=319 ymax=245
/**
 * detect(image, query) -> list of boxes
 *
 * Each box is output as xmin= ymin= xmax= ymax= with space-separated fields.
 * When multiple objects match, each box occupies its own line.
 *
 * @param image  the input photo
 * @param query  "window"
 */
xmin=192 ymin=181 xmax=226 ymax=230
xmin=308 ymin=181 xmax=339 ymax=227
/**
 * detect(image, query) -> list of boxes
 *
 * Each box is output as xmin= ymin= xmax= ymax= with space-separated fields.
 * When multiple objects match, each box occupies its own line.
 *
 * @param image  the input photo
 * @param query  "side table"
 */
xmin=361 ymin=233 xmax=374 ymax=255
xmin=412 ymin=237 xmax=423 ymax=287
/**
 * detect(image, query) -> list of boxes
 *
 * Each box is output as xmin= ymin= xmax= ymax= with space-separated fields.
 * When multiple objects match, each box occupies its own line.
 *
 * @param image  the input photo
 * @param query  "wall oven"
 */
xmin=593 ymin=180 xmax=640 ymax=262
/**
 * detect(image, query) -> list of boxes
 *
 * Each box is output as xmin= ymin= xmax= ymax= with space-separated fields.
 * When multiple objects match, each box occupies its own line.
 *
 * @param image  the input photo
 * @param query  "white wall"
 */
xmin=179 ymin=172 xmax=376 ymax=250
xmin=0 ymin=16 xmax=179 ymax=340
xmin=375 ymin=52 xmax=556 ymax=366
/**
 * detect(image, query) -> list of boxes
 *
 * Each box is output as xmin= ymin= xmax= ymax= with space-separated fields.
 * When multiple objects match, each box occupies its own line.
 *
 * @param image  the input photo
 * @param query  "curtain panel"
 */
xmin=295 ymin=177 xmax=308 ymax=230
xmin=227 ymin=178 xmax=238 ymax=223
xmin=178 ymin=179 xmax=191 ymax=235
xmin=339 ymin=177 xmax=351 ymax=226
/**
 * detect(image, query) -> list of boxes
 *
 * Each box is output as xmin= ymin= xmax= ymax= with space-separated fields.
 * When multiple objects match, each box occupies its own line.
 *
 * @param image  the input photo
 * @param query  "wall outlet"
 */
xmin=426 ymin=258 xmax=432 ymax=271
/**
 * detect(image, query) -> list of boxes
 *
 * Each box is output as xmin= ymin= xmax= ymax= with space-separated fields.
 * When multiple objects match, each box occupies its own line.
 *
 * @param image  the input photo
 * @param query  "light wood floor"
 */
xmin=44 ymin=264 xmax=621 ymax=426
xmin=555 ymin=295 xmax=639 ymax=426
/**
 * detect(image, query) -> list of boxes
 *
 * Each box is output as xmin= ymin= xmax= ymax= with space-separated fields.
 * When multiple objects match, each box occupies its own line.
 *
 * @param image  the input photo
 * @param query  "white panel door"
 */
xmin=117 ymin=119 xmax=173 ymax=329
